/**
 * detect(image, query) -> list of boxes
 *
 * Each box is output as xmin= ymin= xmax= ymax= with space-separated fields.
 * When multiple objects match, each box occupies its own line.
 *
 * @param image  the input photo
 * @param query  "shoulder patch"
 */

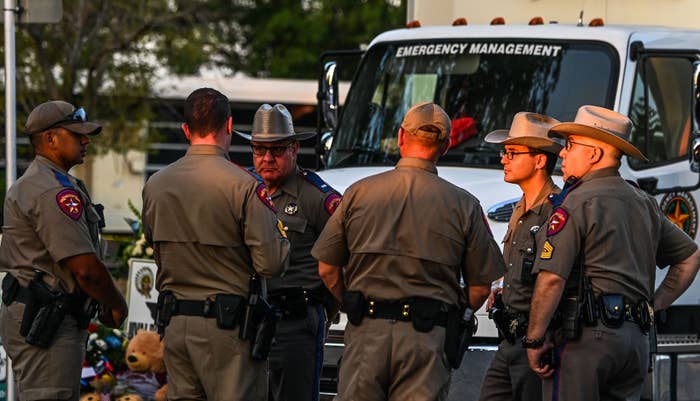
xmin=52 ymin=170 xmax=73 ymax=188
xmin=300 ymin=169 xmax=333 ymax=193
xmin=540 ymin=240 xmax=554 ymax=260
xmin=255 ymin=183 xmax=277 ymax=212
xmin=546 ymin=207 xmax=568 ymax=236
xmin=324 ymin=193 xmax=342 ymax=215
xmin=56 ymin=189 xmax=83 ymax=220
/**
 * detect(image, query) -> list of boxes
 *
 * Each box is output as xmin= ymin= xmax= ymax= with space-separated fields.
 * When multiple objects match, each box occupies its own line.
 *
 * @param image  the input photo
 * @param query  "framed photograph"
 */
xmin=125 ymin=258 xmax=159 ymax=336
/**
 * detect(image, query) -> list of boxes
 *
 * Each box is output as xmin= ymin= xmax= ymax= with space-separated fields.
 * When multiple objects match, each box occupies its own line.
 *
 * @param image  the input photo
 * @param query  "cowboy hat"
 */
xmin=548 ymin=105 xmax=648 ymax=161
xmin=235 ymin=103 xmax=315 ymax=142
xmin=485 ymin=112 xmax=562 ymax=154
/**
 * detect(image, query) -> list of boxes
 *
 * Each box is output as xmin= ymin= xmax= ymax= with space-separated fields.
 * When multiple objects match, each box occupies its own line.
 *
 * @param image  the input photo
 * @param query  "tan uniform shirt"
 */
xmin=535 ymin=168 xmax=697 ymax=301
xmin=0 ymin=155 xmax=101 ymax=293
xmin=142 ymin=145 xmax=289 ymax=300
xmin=502 ymin=178 xmax=560 ymax=313
xmin=311 ymin=157 xmax=505 ymax=306
xmin=266 ymin=166 xmax=340 ymax=292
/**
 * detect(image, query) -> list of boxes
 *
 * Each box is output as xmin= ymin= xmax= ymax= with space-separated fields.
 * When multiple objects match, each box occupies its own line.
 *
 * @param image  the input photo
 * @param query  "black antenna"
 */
xmin=577 ymin=10 xmax=584 ymax=27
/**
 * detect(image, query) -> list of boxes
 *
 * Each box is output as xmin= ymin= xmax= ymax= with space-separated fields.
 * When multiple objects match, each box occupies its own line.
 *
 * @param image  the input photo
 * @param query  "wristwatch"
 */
xmin=521 ymin=336 xmax=545 ymax=349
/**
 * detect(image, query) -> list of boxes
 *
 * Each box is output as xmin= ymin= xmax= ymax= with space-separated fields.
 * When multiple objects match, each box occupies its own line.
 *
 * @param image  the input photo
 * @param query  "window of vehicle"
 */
xmin=328 ymin=40 xmax=618 ymax=169
xmin=628 ymin=56 xmax=694 ymax=169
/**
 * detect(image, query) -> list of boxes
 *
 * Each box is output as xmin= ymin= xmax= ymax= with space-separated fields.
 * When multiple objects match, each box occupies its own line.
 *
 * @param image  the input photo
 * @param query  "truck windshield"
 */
xmin=327 ymin=40 xmax=618 ymax=169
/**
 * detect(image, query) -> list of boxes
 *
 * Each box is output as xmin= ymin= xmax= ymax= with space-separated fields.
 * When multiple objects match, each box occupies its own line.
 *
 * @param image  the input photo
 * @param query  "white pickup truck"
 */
xmin=316 ymin=14 xmax=700 ymax=401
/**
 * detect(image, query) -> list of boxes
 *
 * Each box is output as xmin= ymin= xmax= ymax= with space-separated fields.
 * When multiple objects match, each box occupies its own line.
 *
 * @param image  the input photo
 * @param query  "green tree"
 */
xmin=0 ymin=0 xmax=405 ymax=153
xmin=210 ymin=0 xmax=406 ymax=79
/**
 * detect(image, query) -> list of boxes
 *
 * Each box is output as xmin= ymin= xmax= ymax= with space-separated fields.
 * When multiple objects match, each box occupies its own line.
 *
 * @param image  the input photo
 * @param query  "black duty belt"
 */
xmin=365 ymin=299 xmax=449 ymax=327
xmin=4 ymin=284 xmax=34 ymax=305
xmin=172 ymin=299 xmax=217 ymax=318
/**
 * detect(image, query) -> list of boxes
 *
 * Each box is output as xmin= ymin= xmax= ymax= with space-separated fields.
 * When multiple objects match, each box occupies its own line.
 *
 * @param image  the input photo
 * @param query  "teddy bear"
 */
xmin=79 ymin=393 xmax=101 ymax=401
xmin=117 ymin=330 xmax=167 ymax=401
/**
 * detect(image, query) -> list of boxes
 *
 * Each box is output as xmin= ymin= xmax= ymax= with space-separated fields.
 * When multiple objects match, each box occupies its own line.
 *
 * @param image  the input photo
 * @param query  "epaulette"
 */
xmin=299 ymin=169 xmax=333 ymax=193
xmin=234 ymin=163 xmax=263 ymax=183
xmin=625 ymin=179 xmax=640 ymax=189
xmin=52 ymin=170 xmax=74 ymax=188
xmin=547 ymin=177 xmax=582 ymax=208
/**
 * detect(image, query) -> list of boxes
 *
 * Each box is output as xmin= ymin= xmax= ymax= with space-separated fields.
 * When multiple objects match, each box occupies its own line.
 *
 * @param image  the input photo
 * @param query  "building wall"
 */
xmin=409 ymin=0 xmax=700 ymax=28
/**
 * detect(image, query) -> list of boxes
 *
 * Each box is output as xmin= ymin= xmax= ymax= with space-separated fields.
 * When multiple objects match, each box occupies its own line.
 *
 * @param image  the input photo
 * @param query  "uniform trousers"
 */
xmin=336 ymin=319 xmax=451 ymax=401
xmin=0 ymin=302 xmax=86 ymax=401
xmin=543 ymin=321 xmax=648 ymax=401
xmin=268 ymin=304 xmax=325 ymax=401
xmin=164 ymin=315 xmax=267 ymax=401
xmin=479 ymin=338 xmax=541 ymax=401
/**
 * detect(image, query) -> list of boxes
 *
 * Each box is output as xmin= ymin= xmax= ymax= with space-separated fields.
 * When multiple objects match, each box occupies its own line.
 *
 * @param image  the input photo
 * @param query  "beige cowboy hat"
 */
xmin=548 ymin=105 xmax=648 ymax=161
xmin=485 ymin=112 xmax=562 ymax=154
xmin=235 ymin=103 xmax=316 ymax=142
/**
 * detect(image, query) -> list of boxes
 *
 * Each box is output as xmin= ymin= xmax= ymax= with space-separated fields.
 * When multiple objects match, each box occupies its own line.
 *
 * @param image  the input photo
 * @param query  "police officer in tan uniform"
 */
xmin=525 ymin=105 xmax=700 ymax=401
xmin=0 ymin=100 xmax=128 ymax=401
xmin=142 ymin=88 xmax=290 ymax=401
xmin=312 ymin=102 xmax=505 ymax=401
xmin=479 ymin=112 xmax=562 ymax=401
xmin=237 ymin=103 xmax=341 ymax=401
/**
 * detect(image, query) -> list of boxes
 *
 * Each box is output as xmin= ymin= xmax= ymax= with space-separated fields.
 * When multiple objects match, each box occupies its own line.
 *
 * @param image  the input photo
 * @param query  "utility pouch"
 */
xmin=155 ymin=291 xmax=176 ymax=336
xmin=1 ymin=274 xmax=19 ymax=305
xmin=411 ymin=298 xmax=442 ymax=333
xmin=444 ymin=307 xmax=475 ymax=369
xmin=560 ymin=297 xmax=582 ymax=340
xmin=598 ymin=294 xmax=625 ymax=329
xmin=214 ymin=294 xmax=245 ymax=330
xmin=250 ymin=299 xmax=280 ymax=361
xmin=341 ymin=291 xmax=366 ymax=326
xmin=637 ymin=300 xmax=653 ymax=334
xmin=25 ymin=297 xmax=68 ymax=348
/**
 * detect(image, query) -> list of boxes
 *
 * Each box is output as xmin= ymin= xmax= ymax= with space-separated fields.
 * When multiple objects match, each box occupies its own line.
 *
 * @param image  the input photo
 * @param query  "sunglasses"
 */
xmin=38 ymin=107 xmax=88 ymax=133
xmin=251 ymin=143 xmax=294 ymax=157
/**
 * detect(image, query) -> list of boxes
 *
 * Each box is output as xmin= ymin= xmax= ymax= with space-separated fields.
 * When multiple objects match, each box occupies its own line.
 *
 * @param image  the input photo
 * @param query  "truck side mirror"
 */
xmin=692 ymin=61 xmax=700 ymax=172
xmin=321 ymin=61 xmax=339 ymax=131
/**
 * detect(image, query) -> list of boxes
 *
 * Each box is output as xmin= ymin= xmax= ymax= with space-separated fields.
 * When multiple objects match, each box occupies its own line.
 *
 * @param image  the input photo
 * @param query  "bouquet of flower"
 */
xmin=81 ymin=323 xmax=129 ymax=393
xmin=121 ymin=199 xmax=153 ymax=264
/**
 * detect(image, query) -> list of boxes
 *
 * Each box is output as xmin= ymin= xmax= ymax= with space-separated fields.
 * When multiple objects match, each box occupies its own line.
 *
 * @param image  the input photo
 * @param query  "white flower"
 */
xmin=145 ymin=247 xmax=153 ymax=256
xmin=95 ymin=339 xmax=108 ymax=350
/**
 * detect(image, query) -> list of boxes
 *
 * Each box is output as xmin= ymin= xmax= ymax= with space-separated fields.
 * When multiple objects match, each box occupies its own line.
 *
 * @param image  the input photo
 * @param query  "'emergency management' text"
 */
xmin=395 ymin=43 xmax=563 ymax=58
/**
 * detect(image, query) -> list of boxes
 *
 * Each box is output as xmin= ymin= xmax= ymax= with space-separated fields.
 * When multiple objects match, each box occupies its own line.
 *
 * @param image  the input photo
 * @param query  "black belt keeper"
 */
xmin=173 ymin=299 xmax=217 ymax=318
xmin=365 ymin=299 xmax=449 ymax=328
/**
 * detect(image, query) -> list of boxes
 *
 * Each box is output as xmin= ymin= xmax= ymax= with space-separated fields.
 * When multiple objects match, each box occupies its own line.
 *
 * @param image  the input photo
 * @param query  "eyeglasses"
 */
xmin=499 ymin=150 xmax=540 ymax=160
xmin=564 ymin=139 xmax=597 ymax=151
xmin=251 ymin=143 xmax=293 ymax=157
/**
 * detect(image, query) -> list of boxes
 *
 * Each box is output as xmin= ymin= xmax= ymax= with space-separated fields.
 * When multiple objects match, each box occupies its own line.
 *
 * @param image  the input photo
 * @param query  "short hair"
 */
xmin=184 ymin=88 xmax=231 ymax=136
xmin=543 ymin=151 xmax=558 ymax=175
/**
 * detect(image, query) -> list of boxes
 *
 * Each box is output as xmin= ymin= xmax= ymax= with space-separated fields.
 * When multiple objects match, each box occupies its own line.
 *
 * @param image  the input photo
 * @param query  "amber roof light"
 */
xmin=452 ymin=17 xmax=468 ymax=26
xmin=490 ymin=17 xmax=505 ymax=25
xmin=529 ymin=16 xmax=544 ymax=25
xmin=589 ymin=18 xmax=604 ymax=27
xmin=406 ymin=20 xmax=422 ymax=28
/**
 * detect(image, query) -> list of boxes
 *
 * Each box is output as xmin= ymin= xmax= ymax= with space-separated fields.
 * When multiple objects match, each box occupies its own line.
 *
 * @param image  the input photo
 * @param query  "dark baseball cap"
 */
xmin=24 ymin=100 xmax=102 ymax=136
xmin=401 ymin=102 xmax=451 ymax=141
